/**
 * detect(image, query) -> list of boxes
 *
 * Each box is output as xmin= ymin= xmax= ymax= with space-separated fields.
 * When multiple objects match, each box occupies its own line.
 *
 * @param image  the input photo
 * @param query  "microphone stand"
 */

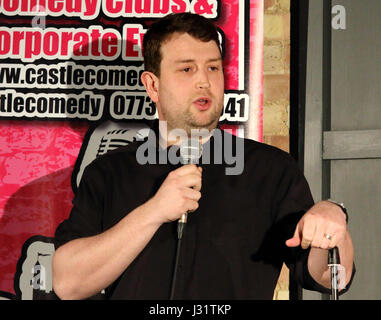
xmin=169 ymin=217 xmax=186 ymax=300
xmin=328 ymin=246 xmax=340 ymax=300
xmin=169 ymin=139 xmax=202 ymax=300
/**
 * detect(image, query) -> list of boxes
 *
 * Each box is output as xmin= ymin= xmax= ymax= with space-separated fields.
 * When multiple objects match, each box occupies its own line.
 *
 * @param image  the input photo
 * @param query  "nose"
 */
xmin=196 ymin=70 xmax=211 ymax=89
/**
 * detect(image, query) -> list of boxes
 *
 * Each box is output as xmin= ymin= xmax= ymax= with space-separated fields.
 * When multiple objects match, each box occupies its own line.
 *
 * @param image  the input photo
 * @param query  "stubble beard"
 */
xmin=164 ymin=106 xmax=221 ymax=136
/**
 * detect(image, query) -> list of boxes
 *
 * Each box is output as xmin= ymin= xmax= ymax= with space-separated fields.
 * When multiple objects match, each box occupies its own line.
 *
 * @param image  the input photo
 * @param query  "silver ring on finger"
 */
xmin=323 ymin=233 xmax=333 ymax=240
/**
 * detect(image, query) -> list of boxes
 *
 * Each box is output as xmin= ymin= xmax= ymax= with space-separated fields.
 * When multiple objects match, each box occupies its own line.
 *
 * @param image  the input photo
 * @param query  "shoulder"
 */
xmin=243 ymin=137 xmax=295 ymax=164
xmin=212 ymin=129 xmax=301 ymax=177
xmin=217 ymin=128 xmax=297 ymax=167
xmin=217 ymin=128 xmax=289 ymax=155
xmin=235 ymin=135 xmax=302 ymax=180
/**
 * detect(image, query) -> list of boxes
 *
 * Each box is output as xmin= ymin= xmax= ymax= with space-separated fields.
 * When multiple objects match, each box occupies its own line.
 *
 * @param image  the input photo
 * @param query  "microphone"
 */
xmin=177 ymin=138 xmax=203 ymax=239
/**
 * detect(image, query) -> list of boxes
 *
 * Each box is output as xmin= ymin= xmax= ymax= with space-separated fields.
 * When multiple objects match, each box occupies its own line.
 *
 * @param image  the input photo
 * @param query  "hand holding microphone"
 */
xmin=149 ymin=139 xmax=203 ymax=238
xmin=150 ymin=164 xmax=202 ymax=225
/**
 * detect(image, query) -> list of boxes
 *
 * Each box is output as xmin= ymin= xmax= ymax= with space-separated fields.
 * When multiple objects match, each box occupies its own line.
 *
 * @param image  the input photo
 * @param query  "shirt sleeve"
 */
xmin=54 ymin=160 xmax=106 ymax=249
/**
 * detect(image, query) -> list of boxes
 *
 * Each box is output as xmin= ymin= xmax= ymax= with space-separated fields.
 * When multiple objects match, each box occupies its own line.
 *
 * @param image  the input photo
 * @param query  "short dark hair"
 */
xmin=142 ymin=12 xmax=221 ymax=76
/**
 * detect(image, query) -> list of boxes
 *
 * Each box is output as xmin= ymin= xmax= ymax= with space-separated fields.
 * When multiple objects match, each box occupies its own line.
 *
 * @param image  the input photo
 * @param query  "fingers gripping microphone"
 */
xmin=177 ymin=138 xmax=203 ymax=239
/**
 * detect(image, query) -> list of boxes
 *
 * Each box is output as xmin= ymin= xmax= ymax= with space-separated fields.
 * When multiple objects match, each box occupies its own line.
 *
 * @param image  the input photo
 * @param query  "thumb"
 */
xmin=285 ymin=222 xmax=302 ymax=247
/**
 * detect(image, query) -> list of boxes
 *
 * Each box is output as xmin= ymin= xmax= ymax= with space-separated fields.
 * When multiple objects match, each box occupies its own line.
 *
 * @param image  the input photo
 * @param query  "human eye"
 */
xmin=208 ymin=65 xmax=220 ymax=72
xmin=177 ymin=64 xmax=193 ymax=73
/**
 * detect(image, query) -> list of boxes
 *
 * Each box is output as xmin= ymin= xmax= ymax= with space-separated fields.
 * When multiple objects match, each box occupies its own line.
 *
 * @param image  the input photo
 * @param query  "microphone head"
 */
xmin=179 ymin=138 xmax=203 ymax=165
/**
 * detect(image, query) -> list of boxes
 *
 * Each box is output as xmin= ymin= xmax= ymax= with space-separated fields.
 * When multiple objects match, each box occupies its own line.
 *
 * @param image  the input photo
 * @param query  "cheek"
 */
xmin=214 ymin=82 xmax=225 ymax=104
xmin=213 ymin=76 xmax=225 ymax=94
xmin=163 ymin=84 xmax=190 ymax=104
xmin=158 ymin=83 xmax=174 ymax=103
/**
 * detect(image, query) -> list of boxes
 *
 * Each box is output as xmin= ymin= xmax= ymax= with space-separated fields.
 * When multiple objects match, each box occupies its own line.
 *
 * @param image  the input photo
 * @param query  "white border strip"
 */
xmin=239 ymin=0 xmax=245 ymax=90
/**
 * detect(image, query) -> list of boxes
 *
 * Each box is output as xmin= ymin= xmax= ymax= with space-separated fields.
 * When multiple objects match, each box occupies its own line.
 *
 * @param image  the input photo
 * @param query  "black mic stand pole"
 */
xmin=328 ymin=246 xmax=340 ymax=300
xmin=169 ymin=138 xmax=202 ymax=300
xmin=169 ymin=214 xmax=187 ymax=300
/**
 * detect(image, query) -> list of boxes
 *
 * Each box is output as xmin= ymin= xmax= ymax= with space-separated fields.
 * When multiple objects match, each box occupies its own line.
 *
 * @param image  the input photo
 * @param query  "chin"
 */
xmin=191 ymin=119 xmax=219 ymax=132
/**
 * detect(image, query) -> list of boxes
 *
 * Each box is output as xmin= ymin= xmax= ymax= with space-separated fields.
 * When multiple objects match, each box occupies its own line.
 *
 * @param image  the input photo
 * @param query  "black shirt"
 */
xmin=54 ymin=126 xmax=334 ymax=299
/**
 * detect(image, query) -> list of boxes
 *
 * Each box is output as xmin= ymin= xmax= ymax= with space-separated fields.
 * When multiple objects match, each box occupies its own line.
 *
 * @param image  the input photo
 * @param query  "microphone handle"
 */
xmin=177 ymin=213 xmax=187 ymax=240
xmin=176 ymin=164 xmax=193 ymax=239
xmin=179 ymin=213 xmax=187 ymax=224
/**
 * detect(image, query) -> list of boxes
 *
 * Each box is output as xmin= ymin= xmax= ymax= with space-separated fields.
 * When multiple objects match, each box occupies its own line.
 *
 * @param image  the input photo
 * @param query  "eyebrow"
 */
xmin=174 ymin=58 xmax=222 ymax=64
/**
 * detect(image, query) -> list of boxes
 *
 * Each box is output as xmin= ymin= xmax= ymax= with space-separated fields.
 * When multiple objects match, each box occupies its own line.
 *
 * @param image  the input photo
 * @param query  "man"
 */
xmin=52 ymin=13 xmax=354 ymax=300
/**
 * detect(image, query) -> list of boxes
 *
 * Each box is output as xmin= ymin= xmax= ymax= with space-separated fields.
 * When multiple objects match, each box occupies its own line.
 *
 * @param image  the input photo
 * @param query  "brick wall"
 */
xmin=263 ymin=0 xmax=290 ymax=154
xmin=262 ymin=0 xmax=291 ymax=300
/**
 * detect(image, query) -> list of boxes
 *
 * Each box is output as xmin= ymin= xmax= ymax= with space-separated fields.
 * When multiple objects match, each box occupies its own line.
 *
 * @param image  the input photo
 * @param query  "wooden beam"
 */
xmin=323 ymin=130 xmax=381 ymax=159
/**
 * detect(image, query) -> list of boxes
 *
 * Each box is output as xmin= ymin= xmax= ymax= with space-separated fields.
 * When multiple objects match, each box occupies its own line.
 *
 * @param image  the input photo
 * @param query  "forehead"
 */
xmin=160 ymin=32 xmax=221 ymax=62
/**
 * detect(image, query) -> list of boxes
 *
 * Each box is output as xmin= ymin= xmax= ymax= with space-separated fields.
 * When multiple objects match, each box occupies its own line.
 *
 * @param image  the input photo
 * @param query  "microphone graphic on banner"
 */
xmin=177 ymin=138 xmax=203 ymax=239
xmin=96 ymin=129 xmax=136 ymax=156
xmin=74 ymin=121 xmax=150 ymax=188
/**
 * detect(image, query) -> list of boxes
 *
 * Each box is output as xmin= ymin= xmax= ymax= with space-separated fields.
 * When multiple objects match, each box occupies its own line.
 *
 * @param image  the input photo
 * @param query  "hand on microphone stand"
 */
xmin=328 ymin=246 xmax=340 ymax=300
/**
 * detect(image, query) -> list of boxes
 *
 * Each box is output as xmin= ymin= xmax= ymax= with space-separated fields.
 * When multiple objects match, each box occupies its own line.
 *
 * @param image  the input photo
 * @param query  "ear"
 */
xmin=141 ymin=71 xmax=159 ymax=103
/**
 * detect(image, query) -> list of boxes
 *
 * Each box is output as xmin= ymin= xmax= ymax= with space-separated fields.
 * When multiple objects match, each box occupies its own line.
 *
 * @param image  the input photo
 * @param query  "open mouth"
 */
xmin=197 ymin=98 xmax=209 ymax=105
xmin=194 ymin=97 xmax=211 ymax=110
